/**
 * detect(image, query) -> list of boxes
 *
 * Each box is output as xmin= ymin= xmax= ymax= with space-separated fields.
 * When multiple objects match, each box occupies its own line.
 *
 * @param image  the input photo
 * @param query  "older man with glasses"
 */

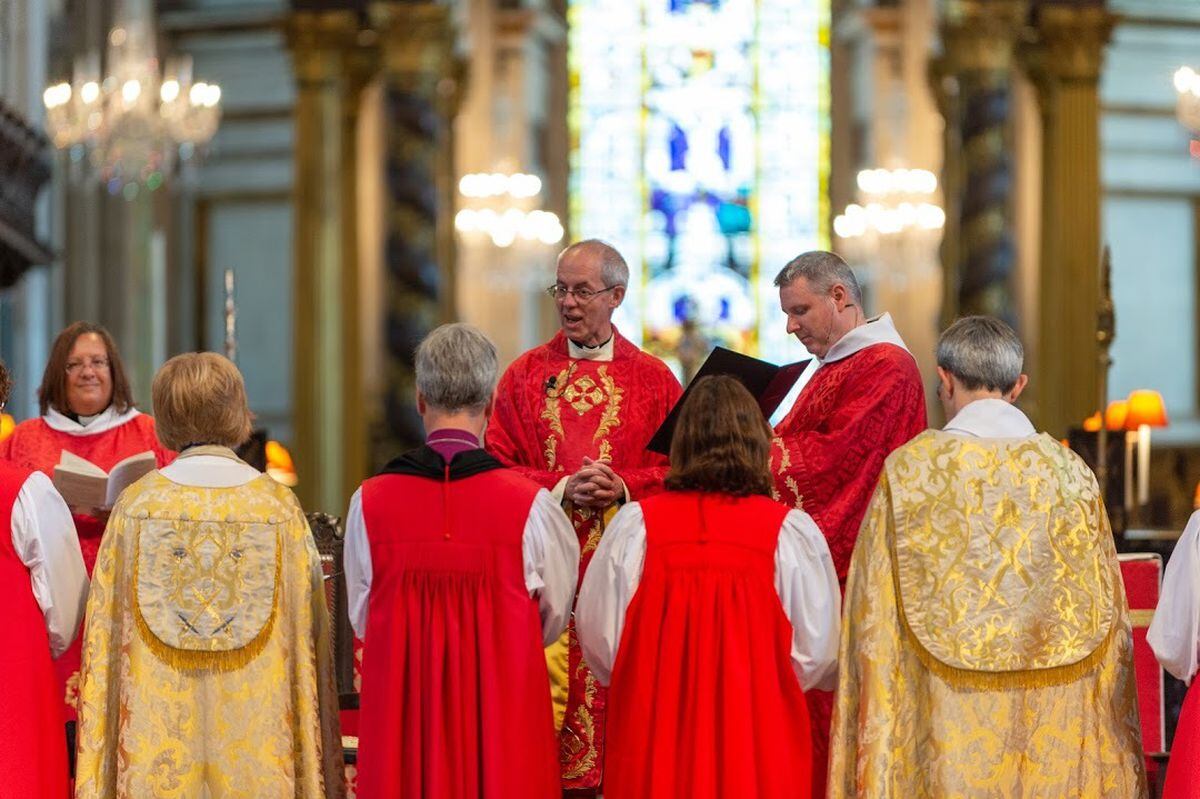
xmin=487 ymin=239 xmax=681 ymax=796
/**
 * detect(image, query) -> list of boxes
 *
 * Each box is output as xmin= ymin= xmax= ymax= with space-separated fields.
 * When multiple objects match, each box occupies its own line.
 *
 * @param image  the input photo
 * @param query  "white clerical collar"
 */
xmin=820 ymin=312 xmax=911 ymax=365
xmin=943 ymin=398 xmax=1037 ymax=439
xmin=567 ymin=335 xmax=614 ymax=362
xmin=43 ymin=405 xmax=142 ymax=436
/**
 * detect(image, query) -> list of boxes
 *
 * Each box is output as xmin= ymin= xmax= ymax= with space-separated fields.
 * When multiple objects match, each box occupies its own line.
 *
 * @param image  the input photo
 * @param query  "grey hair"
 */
xmin=558 ymin=239 xmax=630 ymax=288
xmin=773 ymin=250 xmax=863 ymax=305
xmin=414 ymin=323 xmax=498 ymax=413
xmin=937 ymin=316 xmax=1024 ymax=394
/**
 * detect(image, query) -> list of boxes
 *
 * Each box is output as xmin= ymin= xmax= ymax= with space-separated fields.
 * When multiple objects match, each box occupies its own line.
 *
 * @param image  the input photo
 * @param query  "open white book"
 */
xmin=52 ymin=450 xmax=156 ymax=509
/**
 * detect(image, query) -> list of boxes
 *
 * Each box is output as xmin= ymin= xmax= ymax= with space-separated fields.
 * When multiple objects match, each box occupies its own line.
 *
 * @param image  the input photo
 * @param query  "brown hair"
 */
xmin=152 ymin=352 xmax=253 ymax=451
xmin=664 ymin=375 xmax=774 ymax=497
xmin=0 ymin=360 xmax=12 ymax=409
xmin=38 ymin=322 xmax=135 ymax=416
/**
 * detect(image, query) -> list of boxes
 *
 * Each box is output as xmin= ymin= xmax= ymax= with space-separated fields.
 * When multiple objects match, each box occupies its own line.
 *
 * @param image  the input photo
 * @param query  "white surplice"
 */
xmin=12 ymin=472 xmax=88 ymax=657
xmin=574 ymin=502 xmax=841 ymax=691
xmin=1149 ymin=510 xmax=1200 ymax=683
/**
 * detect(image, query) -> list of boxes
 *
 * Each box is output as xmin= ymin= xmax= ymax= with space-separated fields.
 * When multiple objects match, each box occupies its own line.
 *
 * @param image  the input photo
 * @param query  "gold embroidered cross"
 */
xmin=561 ymin=376 xmax=607 ymax=414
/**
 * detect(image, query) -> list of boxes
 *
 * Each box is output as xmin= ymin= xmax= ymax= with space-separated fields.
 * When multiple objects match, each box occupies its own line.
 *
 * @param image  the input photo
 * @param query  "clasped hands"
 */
xmin=565 ymin=457 xmax=625 ymax=509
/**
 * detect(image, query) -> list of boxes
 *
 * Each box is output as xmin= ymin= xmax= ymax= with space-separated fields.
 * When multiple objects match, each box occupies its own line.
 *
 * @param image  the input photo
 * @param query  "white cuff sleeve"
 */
xmin=523 ymin=488 xmax=580 ymax=645
xmin=775 ymin=509 xmax=841 ymax=692
xmin=1149 ymin=510 xmax=1200 ymax=682
xmin=575 ymin=502 xmax=646 ymax=686
xmin=12 ymin=471 xmax=88 ymax=658
xmin=343 ymin=488 xmax=371 ymax=640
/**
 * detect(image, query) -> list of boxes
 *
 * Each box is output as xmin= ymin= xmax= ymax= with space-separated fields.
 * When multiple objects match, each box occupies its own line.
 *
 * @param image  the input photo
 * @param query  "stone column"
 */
xmin=1022 ymin=2 xmax=1114 ymax=437
xmin=287 ymin=10 xmax=368 ymax=512
xmin=935 ymin=0 xmax=1026 ymax=325
xmin=369 ymin=1 xmax=461 ymax=468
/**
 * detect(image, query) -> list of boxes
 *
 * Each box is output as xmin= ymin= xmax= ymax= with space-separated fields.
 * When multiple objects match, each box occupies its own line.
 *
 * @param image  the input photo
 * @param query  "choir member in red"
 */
xmin=486 ymin=240 xmax=682 ymax=794
xmin=0 ymin=321 xmax=174 ymax=721
xmin=346 ymin=323 xmax=579 ymax=799
xmin=770 ymin=251 xmax=927 ymax=794
xmin=0 ymin=357 xmax=88 ymax=798
xmin=576 ymin=375 xmax=839 ymax=799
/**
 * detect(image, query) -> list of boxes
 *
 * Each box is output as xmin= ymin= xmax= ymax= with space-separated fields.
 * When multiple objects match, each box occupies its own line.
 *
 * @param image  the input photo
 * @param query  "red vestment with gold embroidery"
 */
xmin=0 ymin=413 xmax=174 ymax=722
xmin=486 ymin=329 xmax=681 ymax=792
xmin=771 ymin=341 xmax=925 ymax=798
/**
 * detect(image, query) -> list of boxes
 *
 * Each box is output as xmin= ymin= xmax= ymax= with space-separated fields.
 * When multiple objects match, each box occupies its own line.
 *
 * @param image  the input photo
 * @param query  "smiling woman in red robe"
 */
xmin=0 ymin=322 xmax=174 ymax=722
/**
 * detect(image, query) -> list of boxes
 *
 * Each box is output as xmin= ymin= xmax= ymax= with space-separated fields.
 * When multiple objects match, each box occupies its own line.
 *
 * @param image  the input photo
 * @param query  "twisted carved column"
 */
xmin=935 ymin=0 xmax=1026 ymax=326
xmin=370 ymin=2 xmax=461 ymax=467
xmin=1022 ymin=2 xmax=1114 ymax=437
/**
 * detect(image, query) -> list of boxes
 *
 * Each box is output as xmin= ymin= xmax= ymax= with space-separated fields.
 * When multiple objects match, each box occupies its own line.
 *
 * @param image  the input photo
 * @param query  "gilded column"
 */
xmin=369 ymin=1 xmax=461 ymax=466
xmin=937 ymin=0 xmax=1026 ymax=324
xmin=1023 ymin=2 xmax=1114 ymax=437
xmin=287 ymin=10 xmax=363 ymax=512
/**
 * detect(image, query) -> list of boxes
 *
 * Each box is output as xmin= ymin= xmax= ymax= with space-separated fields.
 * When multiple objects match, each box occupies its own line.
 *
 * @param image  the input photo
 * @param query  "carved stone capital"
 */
xmin=940 ymin=0 xmax=1029 ymax=74
xmin=1025 ymin=5 xmax=1115 ymax=84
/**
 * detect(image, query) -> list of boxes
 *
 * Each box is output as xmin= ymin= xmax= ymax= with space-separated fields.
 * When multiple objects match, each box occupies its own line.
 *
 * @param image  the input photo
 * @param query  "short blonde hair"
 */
xmin=152 ymin=352 xmax=253 ymax=451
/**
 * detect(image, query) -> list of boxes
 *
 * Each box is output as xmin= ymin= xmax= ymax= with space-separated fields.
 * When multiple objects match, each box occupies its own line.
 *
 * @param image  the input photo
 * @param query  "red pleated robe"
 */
xmin=486 ymin=328 xmax=681 ymax=790
xmin=0 ymin=413 xmax=174 ymax=722
xmin=356 ymin=461 xmax=560 ymax=799
xmin=605 ymin=491 xmax=812 ymax=799
xmin=0 ymin=461 xmax=69 ymax=799
xmin=771 ymin=341 xmax=925 ymax=794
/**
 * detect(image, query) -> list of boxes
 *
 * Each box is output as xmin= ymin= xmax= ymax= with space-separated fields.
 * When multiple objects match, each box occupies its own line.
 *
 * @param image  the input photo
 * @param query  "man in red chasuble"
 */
xmin=487 ymin=240 xmax=682 ymax=795
xmin=0 ymin=322 xmax=174 ymax=725
xmin=770 ymin=251 xmax=926 ymax=795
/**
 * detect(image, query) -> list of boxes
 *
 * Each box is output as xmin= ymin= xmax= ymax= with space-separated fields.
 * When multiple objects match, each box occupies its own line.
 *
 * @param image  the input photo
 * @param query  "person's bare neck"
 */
xmin=571 ymin=323 xmax=614 ymax=349
xmin=422 ymin=410 xmax=487 ymax=440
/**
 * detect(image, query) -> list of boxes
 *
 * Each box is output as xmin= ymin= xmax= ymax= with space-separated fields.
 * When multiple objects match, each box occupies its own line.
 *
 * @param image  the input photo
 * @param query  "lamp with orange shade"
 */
xmin=1124 ymin=390 xmax=1168 ymax=512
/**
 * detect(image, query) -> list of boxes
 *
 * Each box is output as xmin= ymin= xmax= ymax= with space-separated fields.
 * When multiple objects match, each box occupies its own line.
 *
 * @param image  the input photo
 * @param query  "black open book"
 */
xmin=646 ymin=347 xmax=811 ymax=456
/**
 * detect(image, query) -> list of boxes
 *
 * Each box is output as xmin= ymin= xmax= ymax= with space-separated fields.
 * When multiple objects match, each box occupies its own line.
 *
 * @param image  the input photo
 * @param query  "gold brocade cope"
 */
xmin=74 ymin=471 xmax=345 ymax=799
xmin=827 ymin=431 xmax=1147 ymax=799
xmin=135 ymin=518 xmax=280 ymax=669
xmin=891 ymin=431 xmax=1114 ymax=684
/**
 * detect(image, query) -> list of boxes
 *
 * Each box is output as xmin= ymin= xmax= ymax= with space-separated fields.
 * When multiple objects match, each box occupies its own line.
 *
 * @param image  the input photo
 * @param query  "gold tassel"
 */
xmin=132 ymin=528 xmax=283 ymax=674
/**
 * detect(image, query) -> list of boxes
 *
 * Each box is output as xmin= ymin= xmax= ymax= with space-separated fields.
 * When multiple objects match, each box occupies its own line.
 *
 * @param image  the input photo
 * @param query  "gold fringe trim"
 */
xmin=132 ymin=524 xmax=282 ymax=673
xmin=900 ymin=615 xmax=1115 ymax=691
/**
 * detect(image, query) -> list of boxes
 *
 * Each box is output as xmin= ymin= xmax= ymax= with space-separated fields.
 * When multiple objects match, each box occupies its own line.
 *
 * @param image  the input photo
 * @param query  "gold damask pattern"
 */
xmin=828 ymin=433 xmax=1147 ymax=799
xmin=892 ymin=432 xmax=1113 ymax=678
xmin=593 ymin=367 xmax=623 ymax=441
xmin=75 ymin=471 xmax=344 ymax=799
xmin=135 ymin=518 xmax=280 ymax=666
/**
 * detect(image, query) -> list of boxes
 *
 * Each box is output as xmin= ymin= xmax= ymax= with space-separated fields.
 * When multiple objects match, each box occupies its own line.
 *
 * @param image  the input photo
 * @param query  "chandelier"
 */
xmin=1174 ymin=66 xmax=1200 ymax=157
xmin=42 ymin=10 xmax=222 ymax=197
xmin=833 ymin=169 xmax=945 ymax=241
xmin=454 ymin=172 xmax=564 ymax=249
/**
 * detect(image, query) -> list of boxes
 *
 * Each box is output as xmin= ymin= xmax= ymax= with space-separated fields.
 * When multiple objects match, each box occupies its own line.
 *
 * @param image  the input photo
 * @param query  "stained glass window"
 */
xmin=569 ymin=0 xmax=830 ymax=371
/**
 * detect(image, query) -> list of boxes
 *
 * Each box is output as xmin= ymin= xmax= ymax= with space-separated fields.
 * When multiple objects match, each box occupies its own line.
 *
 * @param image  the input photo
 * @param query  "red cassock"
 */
xmin=0 ymin=461 xmax=68 ymax=799
xmin=486 ymin=329 xmax=681 ymax=791
xmin=356 ymin=449 xmax=559 ymax=799
xmin=1164 ymin=684 xmax=1200 ymax=799
xmin=771 ymin=341 xmax=925 ymax=797
xmin=605 ymin=491 xmax=812 ymax=799
xmin=0 ymin=412 xmax=174 ymax=721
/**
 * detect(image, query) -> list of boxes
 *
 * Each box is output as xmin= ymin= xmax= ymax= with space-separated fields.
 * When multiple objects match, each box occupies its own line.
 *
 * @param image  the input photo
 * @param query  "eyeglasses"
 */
xmin=65 ymin=357 xmax=110 ymax=374
xmin=545 ymin=284 xmax=618 ymax=303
